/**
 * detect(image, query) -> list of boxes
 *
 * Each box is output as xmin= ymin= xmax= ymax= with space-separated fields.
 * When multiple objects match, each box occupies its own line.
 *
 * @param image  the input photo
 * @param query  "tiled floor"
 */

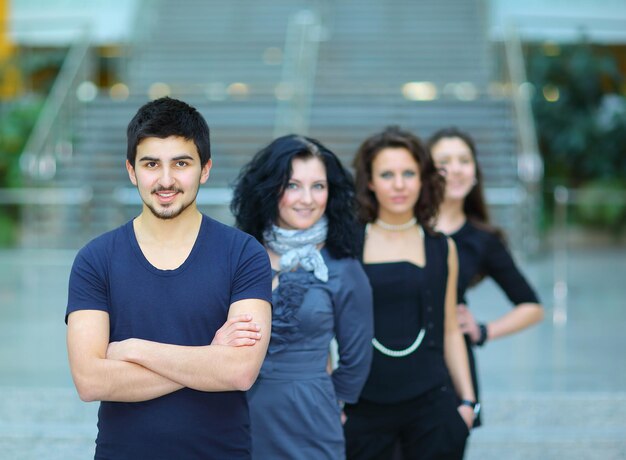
xmin=0 ymin=244 xmax=625 ymax=459
xmin=463 ymin=246 xmax=626 ymax=459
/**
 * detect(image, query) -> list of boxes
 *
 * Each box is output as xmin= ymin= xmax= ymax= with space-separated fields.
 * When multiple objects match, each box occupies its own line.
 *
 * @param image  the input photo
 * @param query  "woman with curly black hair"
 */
xmin=344 ymin=126 xmax=475 ymax=460
xmin=231 ymin=134 xmax=374 ymax=459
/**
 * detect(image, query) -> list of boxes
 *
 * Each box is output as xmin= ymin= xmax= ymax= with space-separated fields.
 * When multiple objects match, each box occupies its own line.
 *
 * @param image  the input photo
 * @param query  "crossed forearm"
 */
xmin=72 ymin=356 xmax=183 ymax=402
xmin=108 ymin=338 xmax=261 ymax=392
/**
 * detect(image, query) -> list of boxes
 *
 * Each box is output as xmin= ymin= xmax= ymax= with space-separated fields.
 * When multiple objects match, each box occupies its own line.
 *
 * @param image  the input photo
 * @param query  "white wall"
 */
xmin=489 ymin=0 xmax=626 ymax=43
xmin=9 ymin=0 xmax=140 ymax=45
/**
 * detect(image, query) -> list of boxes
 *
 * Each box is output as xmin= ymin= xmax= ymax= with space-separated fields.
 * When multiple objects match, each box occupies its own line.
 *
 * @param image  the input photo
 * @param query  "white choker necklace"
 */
xmin=375 ymin=217 xmax=417 ymax=231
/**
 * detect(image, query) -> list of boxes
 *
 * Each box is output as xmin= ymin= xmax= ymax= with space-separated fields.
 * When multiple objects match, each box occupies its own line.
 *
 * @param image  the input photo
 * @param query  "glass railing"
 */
xmin=18 ymin=23 xmax=94 ymax=184
xmin=501 ymin=23 xmax=544 ymax=256
xmin=550 ymin=186 xmax=626 ymax=325
xmin=273 ymin=9 xmax=323 ymax=137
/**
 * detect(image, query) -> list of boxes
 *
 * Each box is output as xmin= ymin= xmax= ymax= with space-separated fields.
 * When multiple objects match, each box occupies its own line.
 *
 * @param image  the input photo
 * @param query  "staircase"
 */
xmin=308 ymin=0 xmax=521 ymax=241
xmin=20 ymin=0 xmax=524 ymax=249
xmin=9 ymin=6 xmax=624 ymax=459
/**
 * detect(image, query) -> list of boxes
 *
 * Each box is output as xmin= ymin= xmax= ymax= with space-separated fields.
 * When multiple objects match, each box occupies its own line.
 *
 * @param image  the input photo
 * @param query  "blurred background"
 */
xmin=0 ymin=0 xmax=625 ymax=458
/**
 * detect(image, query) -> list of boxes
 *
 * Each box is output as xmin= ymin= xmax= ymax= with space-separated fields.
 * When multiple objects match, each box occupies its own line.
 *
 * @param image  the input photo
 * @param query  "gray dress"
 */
xmin=248 ymin=249 xmax=373 ymax=459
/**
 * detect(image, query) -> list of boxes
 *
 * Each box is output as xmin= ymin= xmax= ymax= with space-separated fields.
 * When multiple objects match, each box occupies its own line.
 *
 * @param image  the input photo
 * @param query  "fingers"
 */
xmin=224 ymin=315 xmax=260 ymax=332
xmin=225 ymin=314 xmax=254 ymax=325
xmin=457 ymin=405 xmax=474 ymax=429
xmin=457 ymin=310 xmax=470 ymax=330
xmin=224 ymin=322 xmax=261 ymax=337
xmin=457 ymin=306 xmax=476 ymax=330
xmin=228 ymin=329 xmax=262 ymax=341
xmin=213 ymin=314 xmax=264 ymax=347
xmin=226 ymin=336 xmax=260 ymax=346
xmin=213 ymin=334 xmax=260 ymax=347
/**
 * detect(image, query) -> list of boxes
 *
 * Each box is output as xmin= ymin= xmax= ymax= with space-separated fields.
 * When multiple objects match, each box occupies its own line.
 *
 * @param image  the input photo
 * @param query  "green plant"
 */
xmin=528 ymin=42 xmax=626 ymax=184
xmin=527 ymin=41 xmax=626 ymax=231
xmin=0 ymin=97 xmax=44 ymax=188
xmin=0 ymin=49 xmax=64 ymax=246
xmin=0 ymin=209 xmax=17 ymax=246
xmin=575 ymin=178 xmax=626 ymax=234
xmin=0 ymin=98 xmax=43 ymax=246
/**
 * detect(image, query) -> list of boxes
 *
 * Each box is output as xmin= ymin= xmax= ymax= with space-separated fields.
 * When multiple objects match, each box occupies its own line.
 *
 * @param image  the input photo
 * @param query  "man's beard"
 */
xmin=145 ymin=200 xmax=191 ymax=220
xmin=143 ymin=187 xmax=196 ymax=220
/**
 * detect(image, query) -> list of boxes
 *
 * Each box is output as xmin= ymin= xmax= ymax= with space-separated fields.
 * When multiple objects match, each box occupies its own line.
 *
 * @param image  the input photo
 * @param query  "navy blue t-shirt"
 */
xmin=66 ymin=215 xmax=272 ymax=459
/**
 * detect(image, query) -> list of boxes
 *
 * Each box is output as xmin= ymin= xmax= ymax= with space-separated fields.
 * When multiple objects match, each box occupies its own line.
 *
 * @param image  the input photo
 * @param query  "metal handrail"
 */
xmin=502 ymin=22 xmax=544 ymax=256
xmin=20 ymin=25 xmax=93 ymax=182
xmin=0 ymin=187 xmax=92 ymax=205
xmin=551 ymin=186 xmax=626 ymax=326
xmin=273 ymin=9 xmax=322 ymax=137
xmin=503 ymin=24 xmax=543 ymax=183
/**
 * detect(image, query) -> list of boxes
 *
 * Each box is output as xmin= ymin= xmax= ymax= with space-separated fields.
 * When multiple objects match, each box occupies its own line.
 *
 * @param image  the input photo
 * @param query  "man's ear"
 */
xmin=200 ymin=159 xmax=212 ymax=184
xmin=126 ymin=160 xmax=137 ymax=186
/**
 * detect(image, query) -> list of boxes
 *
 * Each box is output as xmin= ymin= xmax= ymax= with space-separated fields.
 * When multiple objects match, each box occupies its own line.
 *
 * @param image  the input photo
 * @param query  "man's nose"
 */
xmin=158 ymin=167 xmax=175 ymax=187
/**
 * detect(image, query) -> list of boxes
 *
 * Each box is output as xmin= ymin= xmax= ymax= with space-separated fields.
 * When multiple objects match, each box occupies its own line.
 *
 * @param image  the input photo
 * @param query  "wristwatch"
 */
xmin=475 ymin=323 xmax=488 ymax=347
xmin=460 ymin=399 xmax=481 ymax=418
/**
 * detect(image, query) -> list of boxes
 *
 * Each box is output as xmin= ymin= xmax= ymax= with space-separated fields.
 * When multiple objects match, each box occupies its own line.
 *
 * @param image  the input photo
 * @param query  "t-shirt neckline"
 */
xmin=126 ymin=215 xmax=207 ymax=276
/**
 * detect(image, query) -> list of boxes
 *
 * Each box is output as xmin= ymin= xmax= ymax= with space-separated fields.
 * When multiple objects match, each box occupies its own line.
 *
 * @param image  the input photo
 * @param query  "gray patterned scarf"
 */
xmin=263 ymin=216 xmax=329 ymax=282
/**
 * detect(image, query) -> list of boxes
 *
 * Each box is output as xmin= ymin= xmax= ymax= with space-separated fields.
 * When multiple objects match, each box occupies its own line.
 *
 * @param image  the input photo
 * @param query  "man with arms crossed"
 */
xmin=66 ymin=97 xmax=272 ymax=459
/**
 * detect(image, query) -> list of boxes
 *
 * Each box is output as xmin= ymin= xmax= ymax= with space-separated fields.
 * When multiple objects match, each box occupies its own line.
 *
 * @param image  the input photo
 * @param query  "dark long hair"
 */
xmin=353 ymin=126 xmax=444 ymax=231
xmin=231 ymin=134 xmax=359 ymax=259
xmin=427 ymin=127 xmax=506 ymax=286
xmin=427 ymin=127 xmax=492 ymax=223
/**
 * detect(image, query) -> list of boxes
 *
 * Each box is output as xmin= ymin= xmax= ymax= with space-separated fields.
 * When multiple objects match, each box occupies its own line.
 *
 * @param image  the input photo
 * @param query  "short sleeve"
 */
xmin=230 ymin=237 xmax=272 ymax=305
xmin=483 ymin=234 xmax=540 ymax=306
xmin=331 ymin=259 xmax=374 ymax=403
xmin=66 ymin=245 xmax=109 ymax=323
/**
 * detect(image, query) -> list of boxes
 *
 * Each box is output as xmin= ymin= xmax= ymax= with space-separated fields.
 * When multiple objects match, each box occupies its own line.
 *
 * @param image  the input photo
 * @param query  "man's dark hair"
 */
xmin=126 ymin=97 xmax=211 ymax=166
xmin=231 ymin=134 xmax=359 ymax=259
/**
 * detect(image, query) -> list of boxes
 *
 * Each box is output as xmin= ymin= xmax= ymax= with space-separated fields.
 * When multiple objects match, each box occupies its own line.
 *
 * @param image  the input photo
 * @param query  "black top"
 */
xmin=358 ymin=228 xmax=451 ymax=404
xmin=449 ymin=220 xmax=540 ymax=426
xmin=451 ymin=220 xmax=539 ymax=306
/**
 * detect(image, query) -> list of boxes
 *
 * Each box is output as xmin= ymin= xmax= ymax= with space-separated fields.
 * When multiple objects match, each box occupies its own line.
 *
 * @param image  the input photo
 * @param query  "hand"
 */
xmin=326 ymin=354 xmax=334 ymax=375
xmin=457 ymin=304 xmax=480 ymax=343
xmin=106 ymin=338 xmax=137 ymax=361
xmin=212 ymin=314 xmax=262 ymax=347
xmin=338 ymin=400 xmax=347 ymax=425
xmin=457 ymin=404 xmax=474 ymax=429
